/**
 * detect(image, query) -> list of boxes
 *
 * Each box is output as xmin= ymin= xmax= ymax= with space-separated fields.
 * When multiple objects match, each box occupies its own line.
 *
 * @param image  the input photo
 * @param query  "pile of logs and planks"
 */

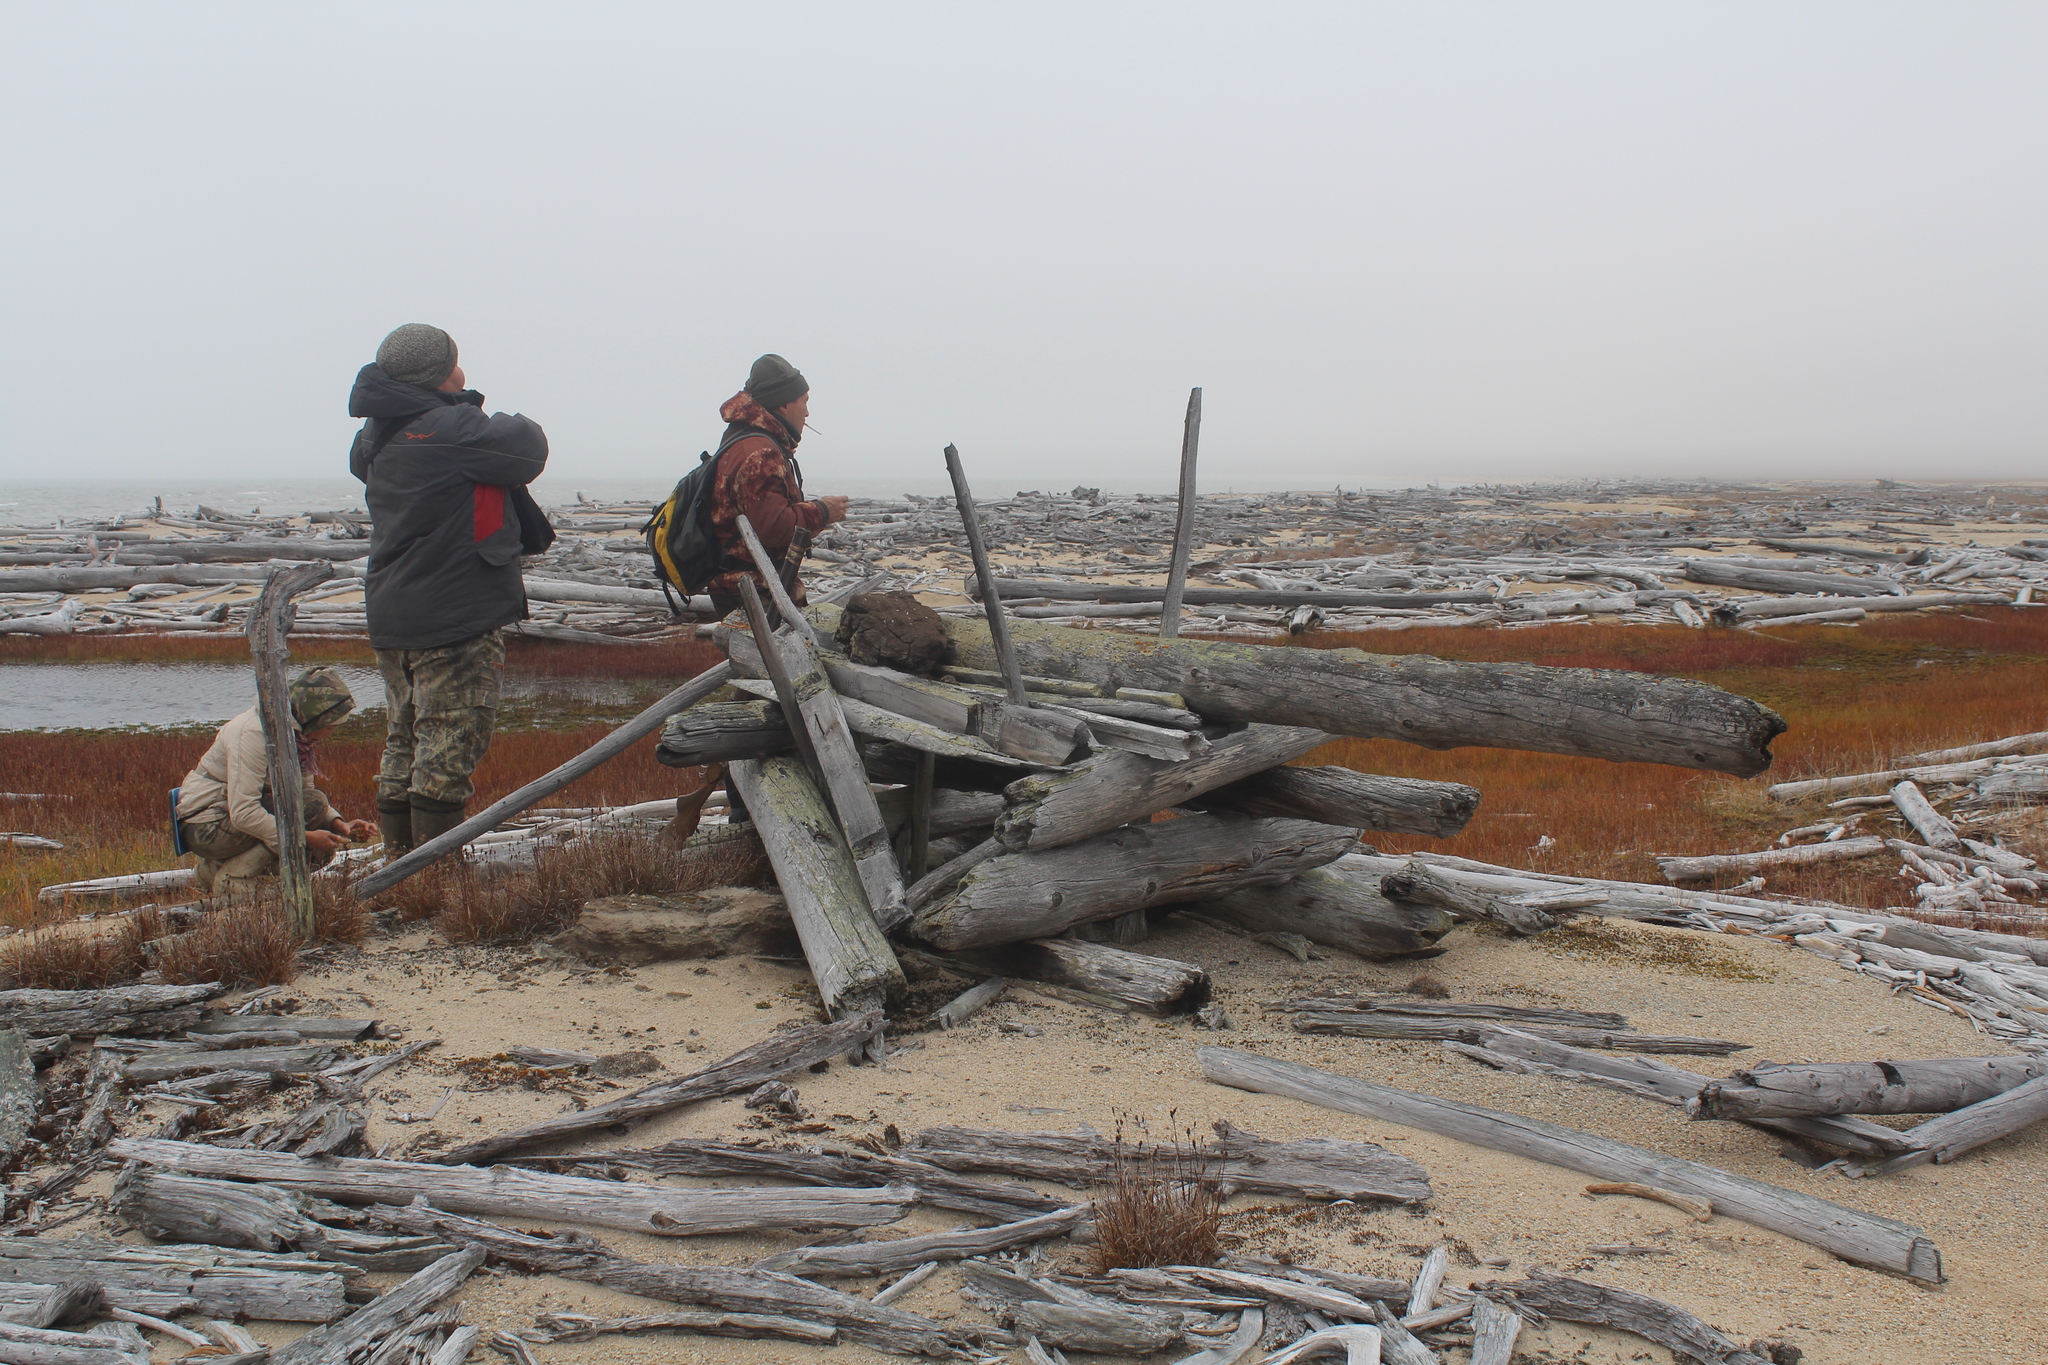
xmin=5 ymin=476 xmax=2044 ymax=642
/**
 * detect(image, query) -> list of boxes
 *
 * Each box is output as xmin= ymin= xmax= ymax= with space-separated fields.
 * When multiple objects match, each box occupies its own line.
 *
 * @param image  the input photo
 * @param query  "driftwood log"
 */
xmin=1280 ymin=996 xmax=1626 ymax=1028
xmin=1292 ymin=1013 xmax=1747 ymax=1055
xmin=729 ymin=757 xmax=907 ymax=1003
xmin=1486 ymin=1268 xmax=1771 ymax=1365
xmin=1381 ymin=858 xmax=1557 ymax=934
xmin=657 ymin=700 xmax=795 ymax=767
xmin=0 ymin=1033 xmax=32 ymax=1170
xmin=0 ymin=984 xmax=222 ymax=1038
xmin=1201 ymin=1046 xmax=1942 ymax=1281
xmin=911 ymin=815 xmax=1356 ymax=950
xmin=246 ymin=561 xmax=335 ymax=935
xmin=1655 ymin=836 xmax=1887 ymax=884
xmin=112 ymin=1170 xmax=457 ymax=1270
xmin=1199 ymin=765 xmax=1481 ymax=838
xmin=825 ymin=607 xmax=1787 ymax=776
xmin=107 ymin=1138 xmax=912 ymax=1238
xmin=978 ymin=577 xmax=1495 ymax=609
xmin=267 ymin=1247 xmax=485 ymax=1365
xmin=1691 ymin=1056 xmax=2048 ymax=1121
xmin=1878 ymin=1074 xmax=2048 ymax=1171
xmin=436 ymin=1012 xmax=882 ymax=1165
xmin=1195 ymin=855 xmax=1458 ymax=958
xmin=956 ymin=1260 xmax=1182 ymax=1355
xmin=0 ymin=1237 xmax=348 ymax=1322
xmin=755 ymin=1207 xmax=1087 ymax=1278
xmin=938 ymin=938 xmax=1211 ymax=1016
xmin=904 ymin=1119 xmax=1431 ymax=1204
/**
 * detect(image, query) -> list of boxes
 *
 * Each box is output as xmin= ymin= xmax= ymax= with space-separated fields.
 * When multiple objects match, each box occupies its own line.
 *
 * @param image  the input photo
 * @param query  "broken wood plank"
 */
xmin=912 ymin=815 xmax=1357 ymax=949
xmin=1200 ymin=1046 xmax=1942 ymax=1281
xmin=1484 ymin=1268 xmax=1770 ymax=1365
xmin=107 ymin=1138 xmax=913 ymax=1239
xmin=1199 ymin=765 xmax=1481 ymax=838
xmin=427 ymin=1013 xmax=878 ymax=1166
xmin=1691 ymin=1056 xmax=2048 ymax=1121
xmin=730 ymin=756 xmax=908 ymax=1003
xmin=755 ymin=1206 xmax=1086 ymax=1278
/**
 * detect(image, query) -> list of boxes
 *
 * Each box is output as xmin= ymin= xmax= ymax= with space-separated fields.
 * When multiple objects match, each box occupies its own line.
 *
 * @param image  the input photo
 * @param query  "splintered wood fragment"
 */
xmin=1691 ymin=1055 xmax=2048 ymax=1121
xmin=1405 ymin=1244 xmax=1448 ymax=1316
xmin=913 ymin=815 xmax=1356 ymax=950
xmin=1200 ymin=765 xmax=1480 ymax=838
xmin=1382 ymin=858 xmax=1556 ymax=934
xmin=995 ymin=724 xmax=1334 ymax=852
xmin=1292 ymin=1013 xmax=1746 ymax=1056
xmin=904 ymin=1117 xmax=1431 ymax=1203
xmin=0 ymin=1236 xmax=348 ymax=1322
xmin=1200 ymin=1046 xmax=1942 ymax=1281
xmin=0 ymin=1319 xmax=146 ymax=1365
xmin=108 ymin=1137 xmax=913 ymax=1238
xmin=956 ymin=1260 xmax=1183 ymax=1354
xmin=1166 ymin=1265 xmax=1378 ymax=1319
xmin=189 ymin=1016 xmax=376 ymax=1041
xmin=731 ymin=756 xmax=908 ymax=1004
xmin=1196 ymin=856 xmax=1457 ymax=959
xmin=940 ymin=938 xmax=1211 ymax=1017
xmin=430 ymin=1011 xmax=881 ymax=1165
xmin=1584 ymin=1182 xmax=1713 ymax=1221
xmin=267 ymin=1246 xmax=485 ymax=1365
xmin=364 ymin=1205 xmax=989 ymax=1359
xmin=1483 ymin=1268 xmax=1770 ymax=1365
xmin=931 ymin=977 xmax=1008 ymax=1030
xmin=755 ymin=1206 xmax=1086 ymax=1278
xmin=1877 ymin=1074 xmax=2048 ymax=1172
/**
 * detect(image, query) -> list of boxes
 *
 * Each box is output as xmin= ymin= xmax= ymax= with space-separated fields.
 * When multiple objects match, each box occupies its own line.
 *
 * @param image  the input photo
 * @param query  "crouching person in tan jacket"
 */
xmin=175 ymin=667 xmax=374 ymax=896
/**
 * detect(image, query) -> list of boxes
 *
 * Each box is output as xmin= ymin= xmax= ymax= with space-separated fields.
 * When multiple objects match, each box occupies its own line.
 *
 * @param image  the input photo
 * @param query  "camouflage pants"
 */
xmin=374 ymin=629 xmax=503 ymax=809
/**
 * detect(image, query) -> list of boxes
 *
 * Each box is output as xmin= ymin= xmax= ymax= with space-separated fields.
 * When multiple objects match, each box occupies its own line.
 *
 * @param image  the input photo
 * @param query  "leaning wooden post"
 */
xmin=350 ymin=659 xmax=734 ymax=898
xmin=246 ymin=561 xmax=337 ymax=936
xmin=943 ymin=444 xmax=1030 ymax=708
xmin=1158 ymin=386 xmax=1203 ymax=640
xmin=735 ymin=515 xmax=831 ymax=651
xmin=734 ymin=577 xmax=824 ymax=777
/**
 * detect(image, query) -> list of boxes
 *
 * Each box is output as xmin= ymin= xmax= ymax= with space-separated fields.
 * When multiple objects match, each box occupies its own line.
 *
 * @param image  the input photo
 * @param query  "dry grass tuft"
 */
xmin=156 ymin=902 xmax=300 ymax=988
xmin=1091 ymin=1115 xmax=1223 ymax=1273
xmin=0 ymin=906 xmax=162 ymax=989
xmin=1403 ymin=972 xmax=1451 ymax=998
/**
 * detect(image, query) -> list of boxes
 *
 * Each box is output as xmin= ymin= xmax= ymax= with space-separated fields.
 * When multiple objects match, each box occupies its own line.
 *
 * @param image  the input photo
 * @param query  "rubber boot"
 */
xmin=408 ymin=796 xmax=468 ymax=847
xmin=375 ymin=801 xmax=414 ymax=856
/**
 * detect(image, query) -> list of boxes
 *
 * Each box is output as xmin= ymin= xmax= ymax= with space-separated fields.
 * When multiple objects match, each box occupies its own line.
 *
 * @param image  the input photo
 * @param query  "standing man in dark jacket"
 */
xmin=347 ymin=324 xmax=550 ymax=853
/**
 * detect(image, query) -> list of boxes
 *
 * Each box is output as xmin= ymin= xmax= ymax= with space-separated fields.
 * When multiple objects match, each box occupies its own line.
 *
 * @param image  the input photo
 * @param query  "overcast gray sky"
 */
xmin=2 ymin=1 xmax=2043 ymax=493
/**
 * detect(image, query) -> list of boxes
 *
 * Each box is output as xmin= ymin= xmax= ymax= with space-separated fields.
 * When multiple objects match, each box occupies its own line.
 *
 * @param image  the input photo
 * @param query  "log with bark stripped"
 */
xmin=1691 ymin=1056 xmax=2048 ymax=1121
xmin=1195 ymin=854 xmax=1458 ymax=959
xmin=936 ymin=938 xmax=1211 ymax=1016
xmin=0 ymin=984 xmax=222 ymax=1038
xmin=1484 ymin=1268 xmax=1771 ymax=1365
xmin=1198 ymin=764 xmax=1481 ymax=838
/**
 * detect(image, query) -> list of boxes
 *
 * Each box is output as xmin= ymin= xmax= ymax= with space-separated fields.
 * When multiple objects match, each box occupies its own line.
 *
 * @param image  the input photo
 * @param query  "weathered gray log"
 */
xmin=1452 ymin=1027 xmax=1924 ymax=1157
xmin=977 ymin=578 xmax=1494 ymax=609
xmin=434 ymin=1011 xmax=881 ymax=1165
xmin=929 ymin=977 xmax=1008 ymax=1030
xmin=526 ymin=1137 xmax=1067 ymax=1222
xmin=1655 ymin=836 xmax=1887 ymax=884
xmin=111 ymin=1170 xmax=457 ymax=1271
xmin=1692 ymin=1056 xmax=2048 ymax=1121
xmin=365 ymin=1205 xmax=991 ymax=1358
xmin=903 ymin=1118 xmax=1431 ymax=1203
xmin=1037 ymin=702 xmax=1207 ymax=761
xmin=267 ymin=1247 xmax=485 ymax=1365
xmin=840 ymin=698 xmax=1039 ymax=767
xmin=1200 ymin=765 xmax=1480 ymax=838
xmin=0 ymin=1033 xmax=32 ymax=1171
xmin=912 ymin=815 xmax=1356 ymax=950
xmin=940 ymin=938 xmax=1211 ymax=1016
xmin=1895 ymin=730 xmax=2048 ymax=766
xmin=122 ymin=1045 xmax=337 ymax=1083
xmin=849 ymin=607 xmax=1785 ymax=776
xmin=1730 ymin=590 xmax=2006 ymax=621
xmin=957 ymin=1261 xmax=1182 ymax=1355
xmin=996 ymin=724 xmax=1333 ymax=852
xmin=247 ymin=561 xmax=335 ymax=935
xmin=876 ymin=788 xmax=1006 ymax=842
xmin=1468 ymin=1295 xmax=1523 ymax=1365
xmin=1381 ymin=858 xmax=1556 ymax=934
xmin=730 ymin=756 xmax=907 ymax=1003
xmin=107 ymin=1138 xmax=913 ymax=1238
xmin=525 ymin=1309 xmax=836 ymax=1346
xmin=756 ymin=1206 xmax=1086 ymax=1278
xmin=1682 ymin=559 xmax=1900 ymax=597
xmin=1167 ymin=1265 xmax=1380 ymax=1319
xmin=1877 ymin=1075 xmax=2048 ymax=1172
xmin=1891 ymin=780 xmax=1962 ymax=851
xmin=0 ymin=1284 xmax=102 ymax=1331
xmin=1201 ymin=1046 xmax=1942 ymax=1281
xmin=0 ymin=1321 xmax=144 ymax=1365
xmin=657 ymin=700 xmax=795 ymax=767
xmin=350 ymin=659 xmax=736 ymax=896
xmin=189 ymin=1016 xmax=376 ymax=1041
xmin=0 ymin=1237 xmax=347 ymax=1321
xmin=1767 ymin=754 xmax=2041 ymax=802
xmin=1279 ymin=997 xmax=1626 ymax=1028
xmin=65 ymin=1050 xmax=122 ymax=1160
xmin=0 ymin=984 xmax=222 ymax=1037
xmin=1485 ymin=1269 xmax=1770 ymax=1365
xmin=1196 ymin=854 xmax=1458 ymax=959
xmin=1293 ymin=1013 xmax=1746 ymax=1055
xmin=1159 ymin=386 xmax=1202 ymax=639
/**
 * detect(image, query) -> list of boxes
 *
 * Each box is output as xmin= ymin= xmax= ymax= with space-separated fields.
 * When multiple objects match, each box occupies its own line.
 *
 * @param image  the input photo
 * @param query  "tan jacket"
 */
xmin=175 ymin=708 xmax=331 ymax=852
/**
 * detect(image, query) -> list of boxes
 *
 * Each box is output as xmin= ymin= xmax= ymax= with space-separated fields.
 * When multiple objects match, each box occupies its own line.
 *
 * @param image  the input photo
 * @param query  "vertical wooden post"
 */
xmin=942 ymin=444 xmax=1030 ymax=708
xmin=734 ymin=577 xmax=823 ymax=777
xmin=1159 ymin=387 xmax=1203 ymax=640
xmin=246 ymin=561 xmax=336 ymax=938
xmin=907 ymin=750 xmax=936 ymax=881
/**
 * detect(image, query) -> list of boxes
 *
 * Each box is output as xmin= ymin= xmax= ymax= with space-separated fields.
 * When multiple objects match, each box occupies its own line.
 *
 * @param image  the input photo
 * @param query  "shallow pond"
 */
xmin=0 ymin=663 xmax=641 ymax=731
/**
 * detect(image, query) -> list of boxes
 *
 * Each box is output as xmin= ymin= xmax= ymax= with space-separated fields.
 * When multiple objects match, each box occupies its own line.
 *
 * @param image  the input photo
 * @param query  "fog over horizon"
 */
xmin=2 ymin=2 xmax=2043 ymax=494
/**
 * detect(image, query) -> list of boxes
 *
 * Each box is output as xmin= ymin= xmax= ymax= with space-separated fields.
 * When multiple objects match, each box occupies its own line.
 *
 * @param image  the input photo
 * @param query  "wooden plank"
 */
xmin=1159 ymin=386 xmax=1203 ymax=639
xmin=1202 ymin=1046 xmax=1942 ymax=1281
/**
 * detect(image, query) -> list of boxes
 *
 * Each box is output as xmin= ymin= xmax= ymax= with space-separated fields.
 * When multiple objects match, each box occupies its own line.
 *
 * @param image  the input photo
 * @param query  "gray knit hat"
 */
xmin=746 ymin=354 xmax=808 ymax=409
xmin=376 ymin=324 xmax=459 ymax=388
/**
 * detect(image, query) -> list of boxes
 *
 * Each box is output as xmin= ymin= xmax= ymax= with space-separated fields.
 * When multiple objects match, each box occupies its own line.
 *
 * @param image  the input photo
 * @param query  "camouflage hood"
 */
xmin=290 ymin=667 xmax=356 ymax=731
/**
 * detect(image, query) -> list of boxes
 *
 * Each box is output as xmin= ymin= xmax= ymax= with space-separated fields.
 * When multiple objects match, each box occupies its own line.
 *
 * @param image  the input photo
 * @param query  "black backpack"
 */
xmin=642 ymin=426 xmax=776 ymax=608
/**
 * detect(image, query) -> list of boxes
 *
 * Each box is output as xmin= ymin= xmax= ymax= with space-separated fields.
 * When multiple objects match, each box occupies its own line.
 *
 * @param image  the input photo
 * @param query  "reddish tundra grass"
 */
xmin=3 ymin=615 xmax=2045 ymax=926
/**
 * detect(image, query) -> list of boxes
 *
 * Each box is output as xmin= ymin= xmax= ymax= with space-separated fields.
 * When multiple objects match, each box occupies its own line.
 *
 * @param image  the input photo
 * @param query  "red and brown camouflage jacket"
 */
xmin=704 ymin=392 xmax=830 ymax=603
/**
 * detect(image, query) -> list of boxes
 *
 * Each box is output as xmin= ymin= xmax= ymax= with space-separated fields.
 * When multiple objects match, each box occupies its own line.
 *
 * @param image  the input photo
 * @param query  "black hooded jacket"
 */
xmin=347 ymin=364 xmax=550 ymax=651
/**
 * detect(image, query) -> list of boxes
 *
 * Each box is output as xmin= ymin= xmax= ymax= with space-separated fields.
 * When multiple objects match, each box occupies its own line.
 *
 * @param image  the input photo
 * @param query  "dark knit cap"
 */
xmin=376 ymin=324 xmax=459 ymax=388
xmin=746 ymin=354 xmax=808 ymax=410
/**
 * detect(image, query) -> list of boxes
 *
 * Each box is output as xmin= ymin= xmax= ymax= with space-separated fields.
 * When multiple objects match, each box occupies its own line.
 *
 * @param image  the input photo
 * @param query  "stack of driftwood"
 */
xmin=5 ymin=477 xmax=2044 ymax=641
